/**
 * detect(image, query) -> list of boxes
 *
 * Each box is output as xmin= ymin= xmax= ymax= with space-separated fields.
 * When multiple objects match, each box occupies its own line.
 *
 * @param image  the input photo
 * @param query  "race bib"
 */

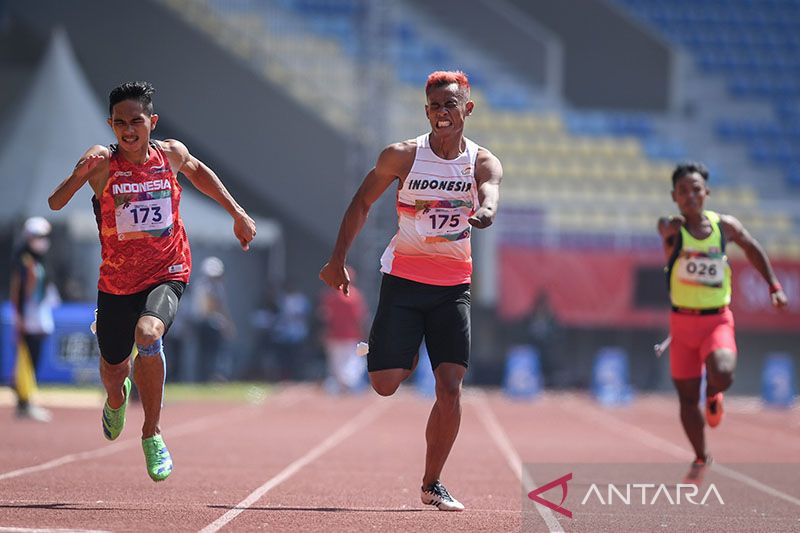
xmin=677 ymin=253 xmax=725 ymax=287
xmin=415 ymin=206 xmax=470 ymax=240
xmin=115 ymin=196 xmax=173 ymax=240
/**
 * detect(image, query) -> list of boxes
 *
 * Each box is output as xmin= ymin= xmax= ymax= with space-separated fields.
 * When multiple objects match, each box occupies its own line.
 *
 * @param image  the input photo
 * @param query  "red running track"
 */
xmin=0 ymin=385 xmax=798 ymax=532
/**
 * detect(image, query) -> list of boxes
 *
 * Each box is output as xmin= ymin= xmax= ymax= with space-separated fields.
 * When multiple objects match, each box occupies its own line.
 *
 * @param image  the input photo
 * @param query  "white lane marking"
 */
xmin=0 ymin=385 xmax=311 ymax=482
xmin=559 ymin=397 xmax=800 ymax=508
xmin=0 ymin=403 xmax=258 ymax=482
xmin=199 ymin=399 xmax=389 ymax=533
xmin=471 ymin=392 xmax=564 ymax=533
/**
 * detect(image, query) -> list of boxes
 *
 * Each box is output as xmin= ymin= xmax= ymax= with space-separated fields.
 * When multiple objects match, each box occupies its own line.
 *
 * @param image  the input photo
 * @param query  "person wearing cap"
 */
xmin=9 ymin=216 xmax=61 ymax=422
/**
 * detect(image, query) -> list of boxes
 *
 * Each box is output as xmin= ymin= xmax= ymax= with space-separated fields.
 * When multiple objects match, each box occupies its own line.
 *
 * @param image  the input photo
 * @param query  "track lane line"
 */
xmin=470 ymin=391 xmax=564 ymax=533
xmin=199 ymin=399 xmax=390 ymax=533
xmin=0 ymin=388 xmax=308 ymax=482
xmin=559 ymin=396 xmax=800 ymax=508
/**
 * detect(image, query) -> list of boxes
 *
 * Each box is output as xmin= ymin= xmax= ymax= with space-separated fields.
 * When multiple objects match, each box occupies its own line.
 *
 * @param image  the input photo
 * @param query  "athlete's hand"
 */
xmin=233 ymin=212 xmax=257 ymax=251
xmin=73 ymin=153 xmax=107 ymax=180
xmin=771 ymin=289 xmax=788 ymax=308
xmin=468 ymin=207 xmax=495 ymax=229
xmin=320 ymin=261 xmax=350 ymax=296
xmin=668 ymin=215 xmax=685 ymax=231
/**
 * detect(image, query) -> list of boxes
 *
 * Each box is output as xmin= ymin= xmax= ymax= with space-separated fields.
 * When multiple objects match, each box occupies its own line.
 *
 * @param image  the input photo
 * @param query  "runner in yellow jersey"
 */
xmin=658 ymin=162 xmax=788 ymax=483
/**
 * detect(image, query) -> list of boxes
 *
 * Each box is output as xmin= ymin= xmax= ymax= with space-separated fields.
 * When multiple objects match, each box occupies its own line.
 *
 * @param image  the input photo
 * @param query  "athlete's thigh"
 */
xmin=141 ymin=281 xmax=185 ymax=334
xmin=96 ymin=290 xmax=142 ymax=365
xmin=669 ymin=313 xmax=703 ymax=380
xmin=367 ymin=276 xmax=425 ymax=372
xmin=424 ymin=284 xmax=470 ymax=371
xmin=701 ymin=310 xmax=737 ymax=373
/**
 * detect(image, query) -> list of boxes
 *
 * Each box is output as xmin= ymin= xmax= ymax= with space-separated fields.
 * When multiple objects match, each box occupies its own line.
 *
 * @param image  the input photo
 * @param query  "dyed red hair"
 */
xmin=425 ymin=70 xmax=470 ymax=95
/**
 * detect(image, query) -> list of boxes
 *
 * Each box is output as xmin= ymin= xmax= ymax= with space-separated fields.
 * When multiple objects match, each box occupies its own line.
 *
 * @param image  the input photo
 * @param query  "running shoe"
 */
xmin=683 ymin=454 xmax=712 ymax=485
xmin=421 ymin=481 xmax=465 ymax=511
xmin=706 ymin=392 xmax=724 ymax=428
xmin=142 ymin=434 xmax=173 ymax=482
xmin=102 ymin=377 xmax=131 ymax=441
xmin=16 ymin=404 xmax=52 ymax=423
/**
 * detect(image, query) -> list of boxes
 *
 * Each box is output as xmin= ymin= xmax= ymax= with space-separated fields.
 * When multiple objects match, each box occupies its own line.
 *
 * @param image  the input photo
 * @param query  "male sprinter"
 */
xmin=49 ymin=82 xmax=256 ymax=481
xmin=658 ymin=162 xmax=787 ymax=483
xmin=320 ymin=71 xmax=502 ymax=510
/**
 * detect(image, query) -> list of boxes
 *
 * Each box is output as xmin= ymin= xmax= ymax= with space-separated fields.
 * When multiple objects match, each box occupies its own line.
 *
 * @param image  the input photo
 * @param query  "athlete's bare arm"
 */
xmin=48 ymin=145 xmax=110 ymax=210
xmin=161 ymin=139 xmax=256 ymax=251
xmin=720 ymin=214 xmax=788 ymax=308
xmin=657 ymin=215 xmax=685 ymax=259
xmin=320 ymin=141 xmax=416 ymax=295
xmin=470 ymin=148 xmax=503 ymax=229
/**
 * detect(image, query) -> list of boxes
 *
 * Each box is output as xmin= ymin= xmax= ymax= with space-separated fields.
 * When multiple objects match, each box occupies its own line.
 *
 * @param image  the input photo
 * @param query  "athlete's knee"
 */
xmin=434 ymin=377 xmax=461 ymax=403
xmin=371 ymin=379 xmax=401 ymax=397
xmin=135 ymin=318 xmax=164 ymax=348
xmin=369 ymin=370 xmax=407 ymax=396
xmin=708 ymin=349 xmax=736 ymax=375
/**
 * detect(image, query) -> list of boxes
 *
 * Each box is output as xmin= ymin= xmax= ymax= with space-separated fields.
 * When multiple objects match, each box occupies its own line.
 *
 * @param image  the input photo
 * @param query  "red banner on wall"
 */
xmin=499 ymin=247 xmax=800 ymax=331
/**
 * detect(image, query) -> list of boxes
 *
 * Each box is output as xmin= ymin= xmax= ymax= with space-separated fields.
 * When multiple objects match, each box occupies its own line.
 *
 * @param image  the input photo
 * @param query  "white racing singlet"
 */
xmin=380 ymin=133 xmax=480 ymax=286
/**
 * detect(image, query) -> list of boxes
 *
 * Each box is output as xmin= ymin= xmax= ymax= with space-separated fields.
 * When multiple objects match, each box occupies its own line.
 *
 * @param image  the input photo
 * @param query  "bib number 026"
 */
xmin=684 ymin=260 xmax=717 ymax=277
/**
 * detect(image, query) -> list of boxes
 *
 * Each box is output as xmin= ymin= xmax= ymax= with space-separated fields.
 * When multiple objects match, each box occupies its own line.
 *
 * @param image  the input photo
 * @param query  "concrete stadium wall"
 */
xmin=404 ymin=0 xmax=550 ymax=89
xmin=506 ymin=0 xmax=672 ymax=110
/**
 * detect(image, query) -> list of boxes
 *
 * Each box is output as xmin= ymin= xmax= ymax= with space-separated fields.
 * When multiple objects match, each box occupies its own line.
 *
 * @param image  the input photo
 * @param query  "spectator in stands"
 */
xmin=249 ymin=283 xmax=282 ymax=380
xmin=191 ymin=256 xmax=235 ymax=382
xmin=10 ymin=216 xmax=60 ymax=422
xmin=320 ymin=70 xmax=503 ymax=511
xmin=658 ymin=162 xmax=788 ymax=484
xmin=526 ymin=293 xmax=565 ymax=388
xmin=318 ymin=266 xmax=367 ymax=393
xmin=272 ymin=283 xmax=312 ymax=380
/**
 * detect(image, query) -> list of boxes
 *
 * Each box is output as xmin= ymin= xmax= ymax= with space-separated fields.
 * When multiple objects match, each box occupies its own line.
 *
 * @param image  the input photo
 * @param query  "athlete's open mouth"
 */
xmin=122 ymin=136 xmax=138 ymax=144
xmin=437 ymin=120 xmax=452 ymax=128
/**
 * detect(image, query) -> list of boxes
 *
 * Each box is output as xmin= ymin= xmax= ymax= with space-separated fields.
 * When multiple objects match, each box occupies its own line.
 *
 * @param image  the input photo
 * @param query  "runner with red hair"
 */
xmin=425 ymin=70 xmax=470 ymax=95
xmin=321 ymin=70 xmax=503 ymax=511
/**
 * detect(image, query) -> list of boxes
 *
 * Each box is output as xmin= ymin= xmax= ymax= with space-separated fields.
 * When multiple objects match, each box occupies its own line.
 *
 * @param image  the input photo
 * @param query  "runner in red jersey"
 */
xmin=49 ymin=82 xmax=256 ymax=482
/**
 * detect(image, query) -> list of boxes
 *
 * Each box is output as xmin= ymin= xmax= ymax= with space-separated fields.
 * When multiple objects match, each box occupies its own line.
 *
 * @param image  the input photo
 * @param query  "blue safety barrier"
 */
xmin=592 ymin=347 xmax=634 ymax=406
xmin=502 ymin=345 xmax=542 ymax=400
xmin=762 ymin=352 xmax=796 ymax=408
xmin=1 ymin=301 xmax=99 ymax=384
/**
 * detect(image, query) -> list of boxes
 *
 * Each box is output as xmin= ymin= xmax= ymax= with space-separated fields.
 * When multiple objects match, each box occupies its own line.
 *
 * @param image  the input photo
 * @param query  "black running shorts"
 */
xmin=367 ymin=274 xmax=470 ymax=372
xmin=96 ymin=281 xmax=186 ymax=365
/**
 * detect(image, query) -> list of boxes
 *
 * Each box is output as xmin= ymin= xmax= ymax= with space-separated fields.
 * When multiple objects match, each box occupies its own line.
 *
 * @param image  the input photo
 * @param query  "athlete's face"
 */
xmin=672 ymin=172 xmax=709 ymax=217
xmin=108 ymin=99 xmax=158 ymax=154
xmin=425 ymin=83 xmax=473 ymax=138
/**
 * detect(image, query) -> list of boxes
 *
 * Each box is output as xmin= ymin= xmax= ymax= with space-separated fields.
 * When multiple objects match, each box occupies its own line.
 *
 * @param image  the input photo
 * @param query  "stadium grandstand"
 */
xmin=0 ymin=0 xmax=797 ymax=393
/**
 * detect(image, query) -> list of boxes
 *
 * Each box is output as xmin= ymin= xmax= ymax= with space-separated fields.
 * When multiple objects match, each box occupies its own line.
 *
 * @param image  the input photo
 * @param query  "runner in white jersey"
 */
xmin=320 ymin=70 xmax=503 ymax=512
xmin=379 ymin=131 xmax=480 ymax=285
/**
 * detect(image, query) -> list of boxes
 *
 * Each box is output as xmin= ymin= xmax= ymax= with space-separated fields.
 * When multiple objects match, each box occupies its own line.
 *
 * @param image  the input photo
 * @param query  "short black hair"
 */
xmin=108 ymin=81 xmax=155 ymax=117
xmin=671 ymin=162 xmax=709 ymax=188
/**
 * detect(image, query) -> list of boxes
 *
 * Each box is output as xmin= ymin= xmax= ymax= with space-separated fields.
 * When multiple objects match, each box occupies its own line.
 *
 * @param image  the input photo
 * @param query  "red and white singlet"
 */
xmin=95 ymin=141 xmax=191 ymax=295
xmin=380 ymin=133 xmax=480 ymax=286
